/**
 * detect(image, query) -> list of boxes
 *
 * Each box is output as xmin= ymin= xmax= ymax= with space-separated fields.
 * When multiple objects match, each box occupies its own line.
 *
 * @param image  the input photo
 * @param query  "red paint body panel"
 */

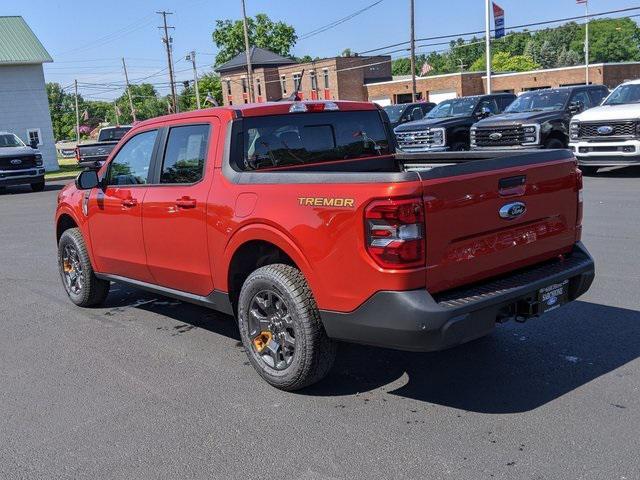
xmin=55 ymin=101 xmax=582 ymax=315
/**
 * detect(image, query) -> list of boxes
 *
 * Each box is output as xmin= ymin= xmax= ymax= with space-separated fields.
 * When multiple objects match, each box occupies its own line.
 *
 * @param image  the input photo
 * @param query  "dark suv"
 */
xmin=383 ymin=102 xmax=436 ymax=129
xmin=471 ymin=85 xmax=609 ymax=150
xmin=394 ymin=94 xmax=516 ymax=152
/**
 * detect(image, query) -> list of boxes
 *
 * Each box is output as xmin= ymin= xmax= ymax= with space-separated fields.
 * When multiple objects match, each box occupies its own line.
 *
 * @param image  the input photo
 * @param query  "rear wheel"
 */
xmin=31 ymin=180 xmax=45 ymax=192
xmin=237 ymin=264 xmax=336 ymax=391
xmin=58 ymin=228 xmax=110 ymax=307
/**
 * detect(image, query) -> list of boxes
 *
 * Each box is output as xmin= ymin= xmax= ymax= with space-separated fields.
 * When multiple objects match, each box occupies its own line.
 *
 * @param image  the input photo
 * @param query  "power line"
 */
xmin=356 ymin=5 xmax=640 ymax=55
xmin=299 ymin=0 xmax=385 ymax=40
xmin=157 ymin=11 xmax=178 ymax=112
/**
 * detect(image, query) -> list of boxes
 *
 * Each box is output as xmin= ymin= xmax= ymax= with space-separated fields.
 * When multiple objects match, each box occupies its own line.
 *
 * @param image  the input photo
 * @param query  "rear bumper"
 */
xmin=320 ymin=243 xmax=594 ymax=352
xmin=0 ymin=168 xmax=45 ymax=186
xmin=78 ymin=158 xmax=107 ymax=169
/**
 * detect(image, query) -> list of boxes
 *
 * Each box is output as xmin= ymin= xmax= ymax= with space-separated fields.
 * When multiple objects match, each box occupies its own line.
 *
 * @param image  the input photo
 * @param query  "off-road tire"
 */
xmin=31 ymin=180 xmax=45 ymax=192
xmin=237 ymin=264 xmax=336 ymax=391
xmin=58 ymin=228 xmax=110 ymax=307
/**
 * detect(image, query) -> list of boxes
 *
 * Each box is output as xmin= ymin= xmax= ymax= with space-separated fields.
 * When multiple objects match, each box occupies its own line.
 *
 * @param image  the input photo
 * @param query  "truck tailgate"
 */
xmin=419 ymin=154 xmax=580 ymax=293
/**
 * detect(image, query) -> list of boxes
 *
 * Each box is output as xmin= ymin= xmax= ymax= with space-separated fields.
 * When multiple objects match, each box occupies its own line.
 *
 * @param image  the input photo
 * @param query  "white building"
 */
xmin=0 ymin=16 xmax=57 ymax=170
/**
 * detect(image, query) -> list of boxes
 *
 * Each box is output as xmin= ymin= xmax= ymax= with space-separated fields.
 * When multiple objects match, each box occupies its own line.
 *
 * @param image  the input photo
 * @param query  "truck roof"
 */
xmin=134 ymin=100 xmax=379 ymax=129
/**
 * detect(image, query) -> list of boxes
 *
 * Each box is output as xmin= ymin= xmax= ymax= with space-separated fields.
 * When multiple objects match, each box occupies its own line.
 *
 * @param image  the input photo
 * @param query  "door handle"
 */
xmin=121 ymin=198 xmax=138 ymax=208
xmin=175 ymin=196 xmax=197 ymax=209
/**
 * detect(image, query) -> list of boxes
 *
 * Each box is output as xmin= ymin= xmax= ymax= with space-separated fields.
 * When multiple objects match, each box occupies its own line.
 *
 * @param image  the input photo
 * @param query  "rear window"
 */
xmin=99 ymin=127 xmax=131 ymax=142
xmin=237 ymin=111 xmax=390 ymax=171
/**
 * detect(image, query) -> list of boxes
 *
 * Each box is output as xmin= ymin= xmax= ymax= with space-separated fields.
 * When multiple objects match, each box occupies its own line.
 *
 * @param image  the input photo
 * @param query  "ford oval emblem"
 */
xmin=597 ymin=125 xmax=614 ymax=135
xmin=489 ymin=132 xmax=503 ymax=140
xmin=499 ymin=201 xmax=526 ymax=220
xmin=10 ymin=158 xmax=22 ymax=165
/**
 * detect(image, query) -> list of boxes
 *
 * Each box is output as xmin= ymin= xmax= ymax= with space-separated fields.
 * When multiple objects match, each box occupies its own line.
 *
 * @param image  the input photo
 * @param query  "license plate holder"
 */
xmin=537 ymin=279 xmax=569 ymax=313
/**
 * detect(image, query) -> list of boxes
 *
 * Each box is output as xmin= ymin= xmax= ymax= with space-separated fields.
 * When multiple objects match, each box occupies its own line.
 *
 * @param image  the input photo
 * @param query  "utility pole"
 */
xmin=186 ymin=51 xmax=201 ymax=109
xmin=409 ymin=0 xmax=417 ymax=102
xmin=74 ymin=79 xmax=80 ymax=144
xmin=157 ymin=11 xmax=178 ymax=112
xmin=584 ymin=0 xmax=590 ymax=85
xmin=113 ymin=101 xmax=120 ymax=125
xmin=121 ymin=57 xmax=137 ymax=122
xmin=485 ymin=0 xmax=492 ymax=93
xmin=241 ymin=0 xmax=255 ymax=103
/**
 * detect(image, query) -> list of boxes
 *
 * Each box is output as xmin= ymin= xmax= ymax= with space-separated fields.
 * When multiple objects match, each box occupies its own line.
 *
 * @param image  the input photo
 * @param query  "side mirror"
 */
xmin=568 ymin=101 xmax=584 ymax=114
xmin=30 ymin=139 xmax=38 ymax=149
xmin=75 ymin=169 xmax=99 ymax=190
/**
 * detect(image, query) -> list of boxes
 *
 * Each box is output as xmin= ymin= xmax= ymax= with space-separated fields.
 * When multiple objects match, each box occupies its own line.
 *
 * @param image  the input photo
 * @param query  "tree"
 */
xmin=341 ymin=48 xmax=353 ymax=57
xmin=178 ymin=72 xmax=223 ymax=111
xmin=470 ymin=51 xmax=539 ymax=72
xmin=391 ymin=57 xmax=411 ymax=75
xmin=212 ymin=13 xmax=297 ymax=66
xmin=47 ymin=82 xmax=77 ymax=140
xmin=537 ymin=40 xmax=557 ymax=69
xmin=114 ymin=84 xmax=166 ymax=124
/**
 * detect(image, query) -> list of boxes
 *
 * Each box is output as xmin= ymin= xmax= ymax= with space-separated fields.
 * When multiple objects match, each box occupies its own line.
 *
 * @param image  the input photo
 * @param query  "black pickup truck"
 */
xmin=383 ymin=101 xmax=436 ymax=129
xmin=394 ymin=94 xmax=516 ymax=152
xmin=470 ymin=85 xmax=609 ymax=150
xmin=76 ymin=126 xmax=131 ymax=169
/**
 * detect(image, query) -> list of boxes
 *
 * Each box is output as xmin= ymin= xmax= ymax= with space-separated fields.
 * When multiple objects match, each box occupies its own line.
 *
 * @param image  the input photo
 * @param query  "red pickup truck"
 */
xmin=55 ymin=100 xmax=594 ymax=390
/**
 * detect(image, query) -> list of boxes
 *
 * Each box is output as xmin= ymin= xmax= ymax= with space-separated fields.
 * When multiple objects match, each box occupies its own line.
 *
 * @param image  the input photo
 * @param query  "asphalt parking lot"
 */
xmin=1 ymin=169 xmax=639 ymax=480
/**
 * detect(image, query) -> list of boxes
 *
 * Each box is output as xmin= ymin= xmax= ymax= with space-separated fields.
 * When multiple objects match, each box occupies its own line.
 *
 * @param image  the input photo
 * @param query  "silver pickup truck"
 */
xmin=0 ymin=131 xmax=45 ymax=192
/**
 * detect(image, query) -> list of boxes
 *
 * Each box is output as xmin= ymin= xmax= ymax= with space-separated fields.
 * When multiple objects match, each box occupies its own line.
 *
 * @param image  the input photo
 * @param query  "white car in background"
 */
xmin=569 ymin=79 xmax=640 ymax=174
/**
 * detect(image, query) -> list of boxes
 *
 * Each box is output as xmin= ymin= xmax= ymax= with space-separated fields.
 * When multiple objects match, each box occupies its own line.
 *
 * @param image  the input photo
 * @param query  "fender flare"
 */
xmin=220 ymin=222 xmax=317 ymax=294
xmin=55 ymin=204 xmax=98 ymax=270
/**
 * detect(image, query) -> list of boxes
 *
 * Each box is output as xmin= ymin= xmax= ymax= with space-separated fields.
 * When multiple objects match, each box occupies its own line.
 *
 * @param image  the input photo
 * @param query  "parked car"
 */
xmin=569 ymin=79 xmax=640 ymax=174
xmin=394 ymin=94 xmax=516 ymax=152
xmin=56 ymin=100 xmax=594 ymax=390
xmin=383 ymin=101 xmax=436 ymax=129
xmin=75 ymin=125 xmax=132 ymax=169
xmin=0 ymin=131 xmax=45 ymax=192
xmin=471 ymin=85 xmax=609 ymax=150
xmin=56 ymin=140 xmax=76 ymax=158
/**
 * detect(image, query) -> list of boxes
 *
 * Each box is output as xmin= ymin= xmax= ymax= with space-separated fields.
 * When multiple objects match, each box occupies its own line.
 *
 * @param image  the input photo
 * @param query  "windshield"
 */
xmin=0 ymin=133 xmax=25 ymax=148
xmin=237 ymin=111 xmax=390 ymax=171
xmin=98 ymin=127 xmax=131 ymax=142
xmin=427 ymin=97 xmax=478 ymax=119
xmin=383 ymin=105 xmax=406 ymax=123
xmin=603 ymin=84 xmax=640 ymax=105
xmin=505 ymin=90 xmax=570 ymax=113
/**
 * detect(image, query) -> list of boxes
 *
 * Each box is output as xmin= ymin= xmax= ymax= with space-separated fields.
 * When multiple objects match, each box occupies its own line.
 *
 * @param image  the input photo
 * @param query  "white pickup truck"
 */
xmin=569 ymin=80 xmax=640 ymax=174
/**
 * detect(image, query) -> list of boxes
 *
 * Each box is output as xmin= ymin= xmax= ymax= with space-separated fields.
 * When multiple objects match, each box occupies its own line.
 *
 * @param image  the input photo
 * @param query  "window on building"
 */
xmin=293 ymin=73 xmax=301 ymax=91
xmin=107 ymin=130 xmax=158 ymax=186
xmin=160 ymin=124 xmax=210 ymax=184
xmin=256 ymin=78 xmax=262 ymax=97
xmin=27 ymin=128 xmax=42 ymax=147
xmin=323 ymin=69 xmax=329 ymax=89
xmin=310 ymin=71 xmax=318 ymax=91
xmin=241 ymin=78 xmax=247 ymax=93
xmin=281 ymin=75 xmax=287 ymax=94
xmin=226 ymin=80 xmax=231 ymax=95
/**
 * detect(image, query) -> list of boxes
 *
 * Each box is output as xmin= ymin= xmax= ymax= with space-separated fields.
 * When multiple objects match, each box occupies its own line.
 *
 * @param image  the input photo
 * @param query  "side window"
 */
xmin=498 ymin=96 xmax=515 ymax=111
xmin=409 ymin=106 xmax=424 ymax=121
xmin=27 ymin=128 xmax=42 ymax=146
xmin=477 ymin=98 xmax=499 ymax=114
xmin=570 ymin=91 xmax=591 ymax=109
xmin=589 ymin=89 xmax=607 ymax=106
xmin=107 ymin=130 xmax=157 ymax=186
xmin=160 ymin=124 xmax=210 ymax=184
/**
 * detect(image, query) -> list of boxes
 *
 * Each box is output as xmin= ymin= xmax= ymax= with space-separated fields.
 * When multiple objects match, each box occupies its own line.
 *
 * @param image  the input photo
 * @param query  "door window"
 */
xmin=570 ymin=91 xmax=592 ymax=109
xmin=588 ymin=88 xmax=608 ymax=106
xmin=476 ymin=98 xmax=499 ymax=114
xmin=160 ymin=124 xmax=210 ymax=184
xmin=107 ymin=130 xmax=157 ymax=186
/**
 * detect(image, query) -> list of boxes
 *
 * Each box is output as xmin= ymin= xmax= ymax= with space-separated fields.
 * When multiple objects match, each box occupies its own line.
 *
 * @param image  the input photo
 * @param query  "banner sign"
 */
xmin=493 ymin=2 xmax=505 ymax=39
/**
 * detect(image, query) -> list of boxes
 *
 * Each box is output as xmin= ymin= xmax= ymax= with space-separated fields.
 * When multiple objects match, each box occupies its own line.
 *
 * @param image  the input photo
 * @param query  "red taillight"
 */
xmin=576 ymin=167 xmax=584 ymax=240
xmin=365 ymin=198 xmax=425 ymax=269
xmin=75 ymin=147 xmax=80 ymax=162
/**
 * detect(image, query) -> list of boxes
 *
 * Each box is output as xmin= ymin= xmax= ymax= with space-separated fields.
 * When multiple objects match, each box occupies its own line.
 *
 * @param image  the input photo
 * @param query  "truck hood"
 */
xmin=572 ymin=103 xmax=640 ymax=122
xmin=474 ymin=110 xmax=562 ymax=127
xmin=394 ymin=116 xmax=471 ymax=132
xmin=0 ymin=146 xmax=39 ymax=157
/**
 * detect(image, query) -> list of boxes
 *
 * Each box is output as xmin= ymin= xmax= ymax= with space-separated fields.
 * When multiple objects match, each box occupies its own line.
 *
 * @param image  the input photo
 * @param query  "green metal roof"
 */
xmin=0 ymin=16 xmax=52 ymax=65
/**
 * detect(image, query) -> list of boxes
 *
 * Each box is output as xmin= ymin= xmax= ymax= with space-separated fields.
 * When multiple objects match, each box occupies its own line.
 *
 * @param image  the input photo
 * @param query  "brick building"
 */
xmin=365 ymin=62 xmax=640 ymax=105
xmin=215 ymin=47 xmax=391 ymax=105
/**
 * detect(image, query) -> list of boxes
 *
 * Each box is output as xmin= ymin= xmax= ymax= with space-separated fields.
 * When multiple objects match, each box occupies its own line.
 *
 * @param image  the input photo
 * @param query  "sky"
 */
xmin=6 ymin=0 xmax=640 ymax=101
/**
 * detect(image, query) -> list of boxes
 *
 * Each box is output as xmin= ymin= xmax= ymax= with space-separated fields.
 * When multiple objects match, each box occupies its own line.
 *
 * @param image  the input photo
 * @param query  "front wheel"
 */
xmin=237 ymin=264 xmax=336 ymax=391
xmin=31 ymin=180 xmax=45 ymax=192
xmin=58 ymin=228 xmax=110 ymax=307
